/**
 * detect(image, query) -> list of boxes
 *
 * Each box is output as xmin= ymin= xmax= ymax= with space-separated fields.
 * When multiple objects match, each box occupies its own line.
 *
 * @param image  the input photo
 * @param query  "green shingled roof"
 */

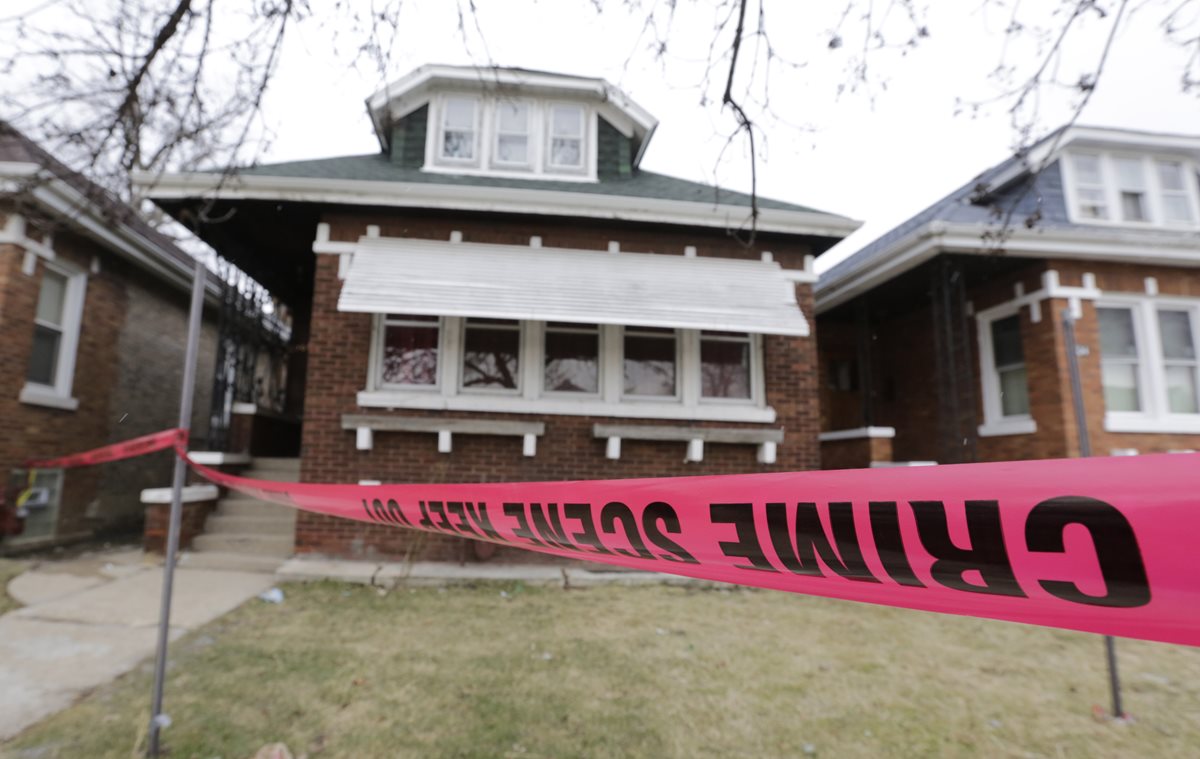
xmin=233 ymin=152 xmax=826 ymax=214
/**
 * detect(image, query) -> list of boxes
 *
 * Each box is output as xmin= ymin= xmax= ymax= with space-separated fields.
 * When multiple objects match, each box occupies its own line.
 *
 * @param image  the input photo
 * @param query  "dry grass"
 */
xmin=4 ymin=581 xmax=1199 ymax=759
xmin=0 ymin=559 xmax=28 ymax=615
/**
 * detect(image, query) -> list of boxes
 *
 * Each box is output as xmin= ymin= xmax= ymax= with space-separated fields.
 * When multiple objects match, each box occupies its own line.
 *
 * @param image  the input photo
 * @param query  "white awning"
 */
xmin=336 ymin=237 xmax=809 ymax=336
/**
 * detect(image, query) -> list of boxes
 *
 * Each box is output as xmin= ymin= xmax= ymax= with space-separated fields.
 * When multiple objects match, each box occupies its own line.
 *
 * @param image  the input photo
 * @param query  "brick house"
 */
xmin=144 ymin=65 xmax=858 ymax=562
xmin=0 ymin=122 xmax=219 ymax=551
xmin=817 ymin=126 xmax=1200 ymax=468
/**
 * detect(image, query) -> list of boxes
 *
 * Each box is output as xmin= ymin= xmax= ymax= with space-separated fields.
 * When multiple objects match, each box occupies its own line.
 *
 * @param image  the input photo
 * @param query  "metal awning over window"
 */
xmin=336 ymin=237 xmax=809 ymax=336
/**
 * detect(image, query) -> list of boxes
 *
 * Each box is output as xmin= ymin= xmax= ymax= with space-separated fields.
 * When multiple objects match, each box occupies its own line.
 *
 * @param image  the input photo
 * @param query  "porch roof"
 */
xmin=336 ymin=236 xmax=810 ymax=336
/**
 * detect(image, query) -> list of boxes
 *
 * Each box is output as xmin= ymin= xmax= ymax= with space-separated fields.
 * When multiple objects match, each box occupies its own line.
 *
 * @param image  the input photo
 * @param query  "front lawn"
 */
xmin=5 ymin=581 xmax=1199 ymax=758
xmin=0 ymin=558 xmax=28 ymax=615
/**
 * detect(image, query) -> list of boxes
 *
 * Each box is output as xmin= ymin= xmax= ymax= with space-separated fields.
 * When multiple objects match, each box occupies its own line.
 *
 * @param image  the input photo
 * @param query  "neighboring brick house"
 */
xmin=816 ymin=126 xmax=1200 ymax=468
xmin=0 ymin=123 xmax=219 ymax=552
xmin=145 ymin=65 xmax=858 ymax=561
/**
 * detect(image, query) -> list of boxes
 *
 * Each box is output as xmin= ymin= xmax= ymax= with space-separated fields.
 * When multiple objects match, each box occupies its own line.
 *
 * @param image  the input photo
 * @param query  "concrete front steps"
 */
xmin=181 ymin=457 xmax=300 ymax=573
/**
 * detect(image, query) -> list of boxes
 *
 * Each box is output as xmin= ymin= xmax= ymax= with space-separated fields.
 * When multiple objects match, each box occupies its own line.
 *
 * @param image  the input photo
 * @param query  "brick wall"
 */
xmin=297 ymin=211 xmax=822 ymax=560
xmin=0 ymin=208 xmax=217 ymax=550
xmin=96 ymin=259 xmax=218 ymax=531
xmin=1052 ymin=261 xmax=1200 ymax=456
xmin=820 ymin=255 xmax=1200 ymax=467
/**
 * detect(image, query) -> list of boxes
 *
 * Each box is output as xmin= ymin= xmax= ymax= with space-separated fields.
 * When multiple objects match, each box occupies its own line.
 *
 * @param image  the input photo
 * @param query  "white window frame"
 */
xmin=1061 ymin=150 xmax=1200 ymax=229
xmin=369 ymin=314 xmax=444 ymax=392
xmin=1098 ymin=294 xmax=1200 ymax=434
xmin=545 ymin=101 xmax=588 ymax=175
xmin=697 ymin=330 xmax=763 ymax=405
xmin=435 ymin=95 xmax=481 ymax=167
xmin=20 ymin=260 xmax=86 ymax=411
xmin=422 ymin=95 xmax=597 ymax=182
xmin=459 ymin=318 xmax=524 ymax=396
xmin=620 ymin=325 xmax=682 ymax=402
xmin=490 ymin=98 xmax=534 ymax=171
xmin=541 ymin=321 xmax=602 ymax=398
xmin=360 ymin=320 xmax=773 ymax=423
xmin=1156 ymin=159 xmax=1195 ymax=224
xmin=976 ymin=303 xmax=1037 ymax=437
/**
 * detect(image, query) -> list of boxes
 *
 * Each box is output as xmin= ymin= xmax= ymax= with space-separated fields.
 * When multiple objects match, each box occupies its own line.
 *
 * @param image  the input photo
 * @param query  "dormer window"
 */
xmin=440 ymin=97 xmax=478 ymax=163
xmin=494 ymin=101 xmax=531 ymax=167
xmin=425 ymin=94 xmax=596 ymax=180
xmin=1158 ymin=161 xmax=1195 ymax=223
xmin=1065 ymin=151 xmax=1200 ymax=227
xmin=1071 ymin=154 xmax=1108 ymax=219
xmin=548 ymin=104 xmax=585 ymax=170
xmin=1114 ymin=157 xmax=1148 ymax=221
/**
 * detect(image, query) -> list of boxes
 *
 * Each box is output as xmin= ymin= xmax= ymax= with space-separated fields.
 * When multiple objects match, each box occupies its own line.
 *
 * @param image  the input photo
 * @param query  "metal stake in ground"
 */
xmin=148 ymin=260 xmax=206 ymax=757
xmin=1061 ymin=306 xmax=1125 ymax=720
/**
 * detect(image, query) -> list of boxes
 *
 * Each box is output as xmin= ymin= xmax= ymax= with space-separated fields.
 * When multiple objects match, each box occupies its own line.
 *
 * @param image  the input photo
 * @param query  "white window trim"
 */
xmin=1061 ymin=150 xmax=1200 ymax=229
xmin=364 ymin=319 xmax=773 ymax=423
xmin=1098 ymin=294 xmax=1200 ymax=434
xmin=545 ymin=101 xmax=589 ymax=175
xmin=490 ymin=98 xmax=534 ymax=171
xmin=620 ymin=325 xmax=683 ymax=402
xmin=368 ymin=314 xmax=445 ymax=392
xmin=20 ymin=260 xmax=86 ymax=411
xmin=541 ymin=321 xmax=602 ymax=398
xmin=433 ymin=95 xmax=482 ymax=168
xmin=976 ymin=303 xmax=1037 ymax=437
xmin=698 ymin=331 xmax=764 ymax=405
xmin=460 ymin=318 xmax=524 ymax=395
xmin=422 ymin=94 xmax=598 ymax=182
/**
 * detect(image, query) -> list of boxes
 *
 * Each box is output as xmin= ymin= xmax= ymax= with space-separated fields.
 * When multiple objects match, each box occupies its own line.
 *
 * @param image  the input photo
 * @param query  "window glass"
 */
xmin=1114 ymin=157 xmax=1148 ymax=221
xmin=441 ymin=97 xmax=476 ymax=160
xmin=989 ymin=315 xmax=1029 ymax=416
xmin=36 ymin=270 xmax=67 ymax=325
xmin=701 ymin=332 xmax=751 ymax=399
xmin=549 ymin=105 xmax=584 ymax=168
xmin=623 ymin=328 xmax=676 ymax=396
xmin=1164 ymin=366 xmax=1199 ymax=414
xmin=462 ymin=319 xmax=520 ymax=389
xmin=990 ymin=315 xmax=1023 ymax=367
xmin=28 ymin=325 xmax=60 ymax=385
xmin=1097 ymin=307 xmax=1141 ymax=412
xmin=544 ymin=323 xmax=599 ymax=393
xmin=1157 ymin=161 xmax=1194 ymax=223
xmin=381 ymin=316 xmax=439 ymax=386
xmin=28 ymin=270 xmax=70 ymax=385
xmin=1157 ymin=161 xmax=1186 ymax=192
xmin=1102 ymin=364 xmax=1142 ymax=412
xmin=1158 ymin=310 xmax=1199 ymax=413
xmin=998 ymin=366 xmax=1030 ymax=417
xmin=495 ymin=101 xmax=529 ymax=165
xmin=1158 ymin=310 xmax=1196 ymax=360
xmin=1071 ymin=154 xmax=1108 ymax=220
xmin=1098 ymin=308 xmax=1138 ymax=357
xmin=1073 ymin=154 xmax=1104 ymax=185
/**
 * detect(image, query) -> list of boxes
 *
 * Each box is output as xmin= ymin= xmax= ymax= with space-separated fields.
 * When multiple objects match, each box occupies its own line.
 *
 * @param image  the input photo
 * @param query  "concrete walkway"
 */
xmin=0 ymin=549 xmax=702 ymax=741
xmin=0 ymin=548 xmax=276 ymax=741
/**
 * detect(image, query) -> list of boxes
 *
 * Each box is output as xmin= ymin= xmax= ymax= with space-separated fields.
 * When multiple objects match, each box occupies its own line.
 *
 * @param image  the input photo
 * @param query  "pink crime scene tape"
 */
xmin=24 ymin=429 xmax=1200 ymax=647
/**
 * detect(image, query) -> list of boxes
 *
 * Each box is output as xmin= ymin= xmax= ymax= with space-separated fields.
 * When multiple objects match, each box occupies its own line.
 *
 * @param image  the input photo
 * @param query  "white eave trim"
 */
xmin=3 ymin=167 xmax=216 ymax=300
xmin=366 ymin=64 xmax=659 ymax=137
xmin=816 ymin=220 xmax=1200 ymax=313
xmin=138 ymin=171 xmax=860 ymax=240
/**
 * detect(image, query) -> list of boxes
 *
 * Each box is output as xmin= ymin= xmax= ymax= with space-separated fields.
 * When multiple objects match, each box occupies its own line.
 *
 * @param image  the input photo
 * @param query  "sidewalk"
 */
xmin=0 ymin=548 xmax=276 ymax=741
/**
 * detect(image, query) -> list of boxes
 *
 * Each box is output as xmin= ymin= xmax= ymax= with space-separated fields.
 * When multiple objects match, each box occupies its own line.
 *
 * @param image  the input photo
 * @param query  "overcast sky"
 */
xmin=9 ymin=1 xmax=1200 ymax=270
